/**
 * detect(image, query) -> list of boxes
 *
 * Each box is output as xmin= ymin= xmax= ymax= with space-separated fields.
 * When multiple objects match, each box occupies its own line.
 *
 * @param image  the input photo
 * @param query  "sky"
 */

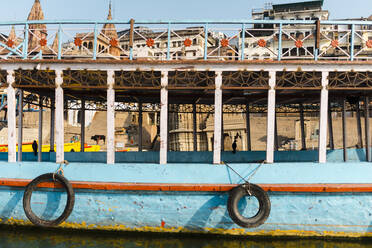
xmin=1 ymin=0 xmax=371 ymax=22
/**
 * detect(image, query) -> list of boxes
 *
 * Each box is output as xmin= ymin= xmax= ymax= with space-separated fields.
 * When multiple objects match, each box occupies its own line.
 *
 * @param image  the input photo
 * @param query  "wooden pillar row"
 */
xmin=318 ymin=71 xmax=329 ymax=163
xmin=266 ymin=71 xmax=276 ymax=163
xmin=107 ymin=70 xmax=115 ymax=165
xmin=213 ymin=71 xmax=222 ymax=164
xmin=55 ymin=70 xmax=64 ymax=163
xmin=160 ymin=71 xmax=168 ymax=165
xmin=7 ymin=70 xmax=16 ymax=163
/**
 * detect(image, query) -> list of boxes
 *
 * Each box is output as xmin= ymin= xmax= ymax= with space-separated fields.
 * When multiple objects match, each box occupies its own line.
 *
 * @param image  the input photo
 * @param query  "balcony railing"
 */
xmin=0 ymin=19 xmax=372 ymax=61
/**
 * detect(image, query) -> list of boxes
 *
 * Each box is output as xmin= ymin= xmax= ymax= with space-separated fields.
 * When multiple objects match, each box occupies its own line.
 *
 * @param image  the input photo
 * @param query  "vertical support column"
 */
xmin=107 ymin=70 xmax=115 ymax=164
xmin=55 ymin=70 xmax=64 ymax=163
xmin=319 ymin=71 xmax=329 ymax=163
xmin=274 ymin=113 xmax=279 ymax=151
xmin=350 ymin=24 xmax=355 ymax=61
xmin=50 ymin=98 xmax=55 ymax=152
xmin=160 ymin=71 xmax=168 ymax=165
xmin=193 ymin=103 xmax=197 ymax=151
xmin=138 ymin=102 xmax=143 ymax=152
xmin=213 ymin=71 xmax=222 ymax=164
xmin=299 ymin=103 xmax=306 ymax=150
xmin=241 ymin=23 xmax=245 ymax=61
xmin=204 ymin=23 xmax=208 ymax=60
xmin=356 ymin=100 xmax=363 ymax=149
xmin=221 ymin=112 xmax=224 ymax=151
xmin=245 ymin=103 xmax=251 ymax=151
xmin=278 ymin=23 xmax=282 ymax=61
xmin=7 ymin=70 xmax=16 ymax=162
xmin=167 ymin=22 xmax=171 ymax=60
xmin=266 ymin=71 xmax=276 ymax=163
xmin=342 ymin=98 xmax=348 ymax=162
xmin=365 ymin=96 xmax=370 ymax=162
xmin=328 ymin=101 xmax=334 ymax=150
xmin=57 ymin=24 xmax=62 ymax=60
xmin=92 ymin=23 xmax=98 ymax=60
xmin=18 ymin=89 xmax=23 ymax=162
xmin=80 ymin=99 xmax=85 ymax=152
xmin=38 ymin=95 xmax=43 ymax=162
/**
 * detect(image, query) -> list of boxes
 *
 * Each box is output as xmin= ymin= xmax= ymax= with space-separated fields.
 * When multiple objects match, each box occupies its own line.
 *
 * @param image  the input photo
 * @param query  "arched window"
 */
xmin=88 ymin=42 xmax=93 ymax=49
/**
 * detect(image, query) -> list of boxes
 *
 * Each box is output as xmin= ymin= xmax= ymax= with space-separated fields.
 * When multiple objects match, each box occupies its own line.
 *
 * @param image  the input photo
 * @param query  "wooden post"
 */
xmin=274 ymin=113 xmax=279 ymax=151
xmin=266 ymin=71 xmax=276 ymax=163
xmin=299 ymin=103 xmax=306 ymax=150
xmin=213 ymin=71 xmax=222 ymax=164
xmin=221 ymin=111 xmax=224 ymax=151
xmin=80 ymin=99 xmax=85 ymax=152
xmin=245 ymin=103 xmax=251 ymax=151
xmin=365 ymin=96 xmax=370 ymax=162
xmin=107 ymin=70 xmax=115 ymax=164
xmin=38 ymin=95 xmax=43 ymax=162
xmin=138 ymin=102 xmax=143 ymax=152
xmin=160 ymin=71 xmax=168 ymax=165
xmin=319 ymin=71 xmax=329 ymax=163
xmin=55 ymin=70 xmax=64 ymax=163
xmin=356 ymin=101 xmax=363 ymax=149
xmin=193 ymin=103 xmax=197 ymax=151
xmin=50 ymin=98 xmax=55 ymax=152
xmin=7 ymin=70 xmax=16 ymax=163
xmin=342 ymin=98 xmax=347 ymax=162
xmin=17 ymin=89 xmax=23 ymax=161
xmin=328 ymin=100 xmax=334 ymax=150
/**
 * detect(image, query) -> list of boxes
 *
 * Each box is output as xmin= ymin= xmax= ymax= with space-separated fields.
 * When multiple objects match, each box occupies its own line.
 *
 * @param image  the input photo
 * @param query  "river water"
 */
xmin=1 ymin=227 xmax=372 ymax=248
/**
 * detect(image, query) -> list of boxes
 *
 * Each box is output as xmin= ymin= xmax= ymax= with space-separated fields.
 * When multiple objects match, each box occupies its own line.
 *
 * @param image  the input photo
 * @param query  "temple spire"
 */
xmin=27 ymin=0 xmax=47 ymax=53
xmin=108 ymin=0 xmax=112 ymax=20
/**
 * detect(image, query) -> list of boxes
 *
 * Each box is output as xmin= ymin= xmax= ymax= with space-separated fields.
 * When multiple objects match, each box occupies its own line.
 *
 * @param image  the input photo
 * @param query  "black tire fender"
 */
xmin=227 ymin=183 xmax=271 ymax=228
xmin=23 ymin=173 xmax=75 ymax=227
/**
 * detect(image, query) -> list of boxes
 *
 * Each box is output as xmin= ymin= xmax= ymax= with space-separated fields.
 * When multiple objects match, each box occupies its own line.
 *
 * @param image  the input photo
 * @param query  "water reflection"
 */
xmin=0 ymin=226 xmax=372 ymax=248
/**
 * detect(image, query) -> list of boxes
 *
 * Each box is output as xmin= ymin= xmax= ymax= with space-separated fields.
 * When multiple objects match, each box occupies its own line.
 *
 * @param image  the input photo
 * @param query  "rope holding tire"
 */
xmin=227 ymin=183 xmax=271 ymax=228
xmin=23 ymin=173 xmax=75 ymax=227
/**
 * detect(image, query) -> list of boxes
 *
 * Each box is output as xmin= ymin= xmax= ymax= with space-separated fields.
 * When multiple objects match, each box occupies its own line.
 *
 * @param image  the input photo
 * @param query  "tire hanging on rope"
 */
xmin=23 ymin=173 xmax=75 ymax=227
xmin=227 ymin=183 xmax=270 ymax=228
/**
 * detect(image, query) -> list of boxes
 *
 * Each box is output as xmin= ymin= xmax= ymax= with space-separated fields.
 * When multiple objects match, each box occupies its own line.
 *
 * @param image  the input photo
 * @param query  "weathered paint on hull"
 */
xmin=1 ymin=161 xmax=372 ymax=238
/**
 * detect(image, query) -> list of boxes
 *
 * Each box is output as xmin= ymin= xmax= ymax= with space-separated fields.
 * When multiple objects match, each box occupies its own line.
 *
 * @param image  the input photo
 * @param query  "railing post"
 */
xmin=266 ymin=71 xmax=276 ymax=163
xmin=23 ymin=23 xmax=29 ymax=59
xmin=57 ymin=24 xmax=62 ymax=60
xmin=213 ymin=71 xmax=222 ymax=164
xmin=7 ymin=70 xmax=16 ymax=162
xmin=107 ymin=70 xmax=115 ymax=164
xmin=160 ymin=71 xmax=168 ymax=165
xmin=204 ymin=23 xmax=208 ymax=60
xmin=55 ymin=70 xmax=64 ymax=163
xmin=93 ymin=23 xmax=98 ymax=60
xmin=278 ymin=23 xmax=282 ymax=61
xmin=350 ymin=24 xmax=355 ymax=61
xmin=167 ymin=22 xmax=171 ymax=60
xmin=241 ymin=23 xmax=245 ymax=61
xmin=319 ymin=71 xmax=329 ymax=163
xmin=129 ymin=19 xmax=134 ymax=60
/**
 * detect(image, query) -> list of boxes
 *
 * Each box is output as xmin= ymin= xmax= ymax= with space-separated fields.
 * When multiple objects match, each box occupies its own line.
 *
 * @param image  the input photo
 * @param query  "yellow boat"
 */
xmin=0 ymin=142 xmax=100 ymax=152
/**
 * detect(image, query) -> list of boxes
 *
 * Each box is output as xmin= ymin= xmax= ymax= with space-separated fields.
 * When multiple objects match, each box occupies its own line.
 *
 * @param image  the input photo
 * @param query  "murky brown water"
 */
xmin=1 ymin=226 xmax=372 ymax=248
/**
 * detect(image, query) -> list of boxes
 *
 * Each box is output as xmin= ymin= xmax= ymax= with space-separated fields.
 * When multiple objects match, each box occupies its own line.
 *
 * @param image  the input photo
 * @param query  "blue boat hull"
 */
xmin=1 ymin=161 xmax=372 ymax=237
